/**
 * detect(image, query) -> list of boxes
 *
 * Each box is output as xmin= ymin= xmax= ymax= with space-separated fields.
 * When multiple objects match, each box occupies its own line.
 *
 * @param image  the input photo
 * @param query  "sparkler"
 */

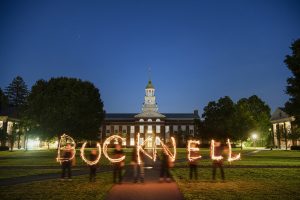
xmin=56 ymin=133 xmax=76 ymax=163
xmin=102 ymin=135 xmax=125 ymax=163
xmin=159 ymin=136 xmax=176 ymax=162
xmin=210 ymin=139 xmax=223 ymax=161
xmin=136 ymin=133 xmax=156 ymax=165
xmin=187 ymin=140 xmax=202 ymax=161
xmin=80 ymin=142 xmax=102 ymax=165
xmin=227 ymin=139 xmax=241 ymax=162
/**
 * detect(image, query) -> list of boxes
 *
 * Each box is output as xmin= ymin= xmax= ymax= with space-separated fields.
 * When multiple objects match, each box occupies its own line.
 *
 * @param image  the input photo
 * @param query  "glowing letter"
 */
xmin=227 ymin=139 xmax=241 ymax=162
xmin=187 ymin=140 xmax=202 ymax=161
xmin=56 ymin=133 xmax=76 ymax=163
xmin=80 ymin=142 xmax=102 ymax=165
xmin=137 ymin=132 xmax=157 ymax=164
xmin=210 ymin=139 xmax=223 ymax=161
xmin=102 ymin=135 xmax=125 ymax=163
xmin=158 ymin=136 xmax=176 ymax=162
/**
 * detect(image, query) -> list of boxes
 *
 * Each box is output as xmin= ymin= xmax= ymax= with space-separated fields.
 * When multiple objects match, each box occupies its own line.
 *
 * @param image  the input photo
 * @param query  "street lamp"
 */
xmin=252 ymin=133 xmax=258 ymax=148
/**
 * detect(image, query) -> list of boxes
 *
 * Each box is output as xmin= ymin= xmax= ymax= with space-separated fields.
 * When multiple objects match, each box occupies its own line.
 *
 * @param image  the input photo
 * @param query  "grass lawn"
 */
xmin=172 ymin=168 xmax=300 ymax=200
xmin=0 ymin=173 xmax=113 ymax=200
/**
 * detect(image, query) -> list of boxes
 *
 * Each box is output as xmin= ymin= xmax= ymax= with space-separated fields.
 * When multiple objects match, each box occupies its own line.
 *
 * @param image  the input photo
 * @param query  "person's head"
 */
xmin=66 ymin=143 xmax=71 ymax=150
xmin=115 ymin=144 xmax=121 ymax=150
xmin=214 ymin=140 xmax=221 ymax=147
xmin=91 ymin=149 xmax=97 ymax=155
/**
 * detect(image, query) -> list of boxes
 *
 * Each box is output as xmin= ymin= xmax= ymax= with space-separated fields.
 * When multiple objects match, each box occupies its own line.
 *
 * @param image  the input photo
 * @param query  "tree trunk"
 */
xmin=25 ymin=135 xmax=28 ymax=151
xmin=17 ymin=134 xmax=21 ymax=149
xmin=9 ymin=136 xmax=14 ymax=152
xmin=47 ymin=142 xmax=50 ymax=150
xmin=240 ymin=140 xmax=243 ymax=150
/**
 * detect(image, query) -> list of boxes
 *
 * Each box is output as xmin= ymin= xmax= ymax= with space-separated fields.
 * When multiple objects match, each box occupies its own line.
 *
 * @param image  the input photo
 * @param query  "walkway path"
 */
xmin=105 ymin=158 xmax=184 ymax=200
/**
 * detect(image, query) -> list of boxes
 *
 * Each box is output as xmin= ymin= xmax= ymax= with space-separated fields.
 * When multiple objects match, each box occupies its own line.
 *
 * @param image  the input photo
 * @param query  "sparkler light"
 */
xmin=56 ymin=133 xmax=76 ymax=163
xmin=137 ymin=133 xmax=156 ymax=165
xmin=80 ymin=142 xmax=102 ymax=165
xmin=158 ymin=136 xmax=176 ymax=162
xmin=102 ymin=135 xmax=125 ymax=163
xmin=210 ymin=139 xmax=223 ymax=161
xmin=227 ymin=139 xmax=241 ymax=162
xmin=187 ymin=140 xmax=202 ymax=161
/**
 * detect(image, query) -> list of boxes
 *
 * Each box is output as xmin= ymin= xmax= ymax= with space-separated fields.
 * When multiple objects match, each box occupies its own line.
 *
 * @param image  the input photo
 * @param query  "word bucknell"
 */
xmin=56 ymin=134 xmax=240 ymax=165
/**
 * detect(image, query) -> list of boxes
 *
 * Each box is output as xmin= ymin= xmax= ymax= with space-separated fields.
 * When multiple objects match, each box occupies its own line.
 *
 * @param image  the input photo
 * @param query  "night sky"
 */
xmin=1 ymin=0 xmax=300 ymax=114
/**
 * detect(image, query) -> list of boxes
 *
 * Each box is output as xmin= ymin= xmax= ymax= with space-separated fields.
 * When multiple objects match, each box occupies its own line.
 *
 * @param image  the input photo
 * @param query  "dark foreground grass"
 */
xmin=172 ymin=168 xmax=300 ymax=200
xmin=0 ymin=172 xmax=113 ymax=200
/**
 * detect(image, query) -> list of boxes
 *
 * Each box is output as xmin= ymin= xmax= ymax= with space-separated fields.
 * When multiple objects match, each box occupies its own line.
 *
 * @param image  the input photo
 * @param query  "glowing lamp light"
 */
xmin=210 ymin=139 xmax=223 ymax=161
xmin=102 ymin=135 xmax=125 ymax=163
xmin=27 ymin=138 xmax=40 ymax=149
xmin=227 ymin=139 xmax=241 ymax=162
xmin=252 ymin=133 xmax=258 ymax=140
xmin=187 ymin=140 xmax=202 ymax=161
xmin=56 ymin=134 xmax=76 ymax=163
xmin=80 ymin=142 xmax=102 ymax=165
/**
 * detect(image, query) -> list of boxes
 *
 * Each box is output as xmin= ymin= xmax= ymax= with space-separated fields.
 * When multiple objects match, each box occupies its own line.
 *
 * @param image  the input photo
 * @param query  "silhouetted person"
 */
xmin=61 ymin=143 xmax=74 ymax=180
xmin=113 ymin=144 xmax=124 ymax=184
xmin=188 ymin=143 xmax=200 ymax=180
xmin=159 ymin=148 xmax=172 ymax=182
xmin=89 ymin=149 xmax=98 ymax=182
xmin=131 ymin=145 xmax=144 ymax=183
xmin=212 ymin=141 xmax=225 ymax=181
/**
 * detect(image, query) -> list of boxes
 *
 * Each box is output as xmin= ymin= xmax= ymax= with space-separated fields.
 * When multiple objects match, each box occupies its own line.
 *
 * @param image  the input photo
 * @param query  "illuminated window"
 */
xmin=156 ymin=125 xmax=160 ymax=133
xmin=130 ymin=126 xmax=135 ymax=133
xmin=106 ymin=125 xmax=110 ymax=136
xmin=114 ymin=125 xmax=119 ymax=134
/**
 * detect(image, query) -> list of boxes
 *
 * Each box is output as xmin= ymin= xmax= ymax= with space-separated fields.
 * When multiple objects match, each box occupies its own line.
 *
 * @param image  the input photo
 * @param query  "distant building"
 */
xmin=270 ymin=107 xmax=299 ymax=149
xmin=100 ymin=79 xmax=200 ymax=147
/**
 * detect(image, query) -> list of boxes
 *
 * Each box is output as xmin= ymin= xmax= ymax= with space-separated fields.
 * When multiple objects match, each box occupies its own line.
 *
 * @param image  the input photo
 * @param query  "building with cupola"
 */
xmin=100 ymin=79 xmax=200 ymax=147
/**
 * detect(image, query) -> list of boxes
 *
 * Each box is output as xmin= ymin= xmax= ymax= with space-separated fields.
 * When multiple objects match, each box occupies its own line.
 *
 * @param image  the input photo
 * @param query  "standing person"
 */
xmin=61 ymin=143 xmax=74 ymax=180
xmin=211 ymin=140 xmax=225 ymax=181
xmin=188 ymin=143 xmax=200 ymax=180
xmin=131 ymin=145 xmax=144 ymax=183
xmin=113 ymin=144 xmax=124 ymax=184
xmin=159 ymin=148 xmax=172 ymax=182
xmin=89 ymin=149 xmax=98 ymax=182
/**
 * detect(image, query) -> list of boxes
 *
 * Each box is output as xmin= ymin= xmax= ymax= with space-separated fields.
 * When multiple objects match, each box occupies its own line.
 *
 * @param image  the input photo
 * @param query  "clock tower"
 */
xmin=142 ymin=80 xmax=158 ymax=112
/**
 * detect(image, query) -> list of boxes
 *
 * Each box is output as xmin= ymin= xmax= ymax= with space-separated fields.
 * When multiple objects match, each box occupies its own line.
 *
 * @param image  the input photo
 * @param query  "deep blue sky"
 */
xmin=1 ymin=0 xmax=299 ymax=114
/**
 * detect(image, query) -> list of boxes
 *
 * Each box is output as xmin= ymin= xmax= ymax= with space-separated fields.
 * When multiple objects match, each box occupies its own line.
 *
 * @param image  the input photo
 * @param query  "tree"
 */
xmin=233 ymin=96 xmax=271 ymax=149
xmin=5 ymin=76 xmax=29 ymax=149
xmin=26 ymin=77 xmax=104 ymax=142
xmin=0 ymin=88 xmax=9 ymax=147
xmin=285 ymin=39 xmax=300 ymax=125
xmin=202 ymin=96 xmax=235 ymax=140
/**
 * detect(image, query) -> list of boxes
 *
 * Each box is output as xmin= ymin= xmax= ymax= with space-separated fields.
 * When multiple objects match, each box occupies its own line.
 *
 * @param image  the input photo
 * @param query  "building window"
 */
xmin=114 ymin=125 xmax=119 ymax=134
xmin=130 ymin=132 xmax=135 ymax=146
xmin=155 ymin=136 xmax=161 ymax=145
xmin=122 ymin=138 xmax=126 ymax=146
xmin=148 ymin=125 xmax=152 ymax=133
xmin=181 ymin=125 xmax=186 ymax=131
xmin=139 ymin=119 xmax=144 ymax=133
xmin=189 ymin=125 xmax=194 ymax=135
xmin=156 ymin=119 xmax=161 ymax=122
xmin=139 ymin=137 xmax=144 ymax=145
xmin=0 ymin=121 xmax=3 ymax=129
xmin=130 ymin=126 xmax=135 ymax=133
xmin=122 ymin=126 xmax=127 ymax=134
xmin=7 ymin=121 xmax=13 ymax=134
xmin=173 ymin=125 xmax=178 ymax=134
xmin=156 ymin=125 xmax=160 ymax=133
xmin=165 ymin=126 xmax=170 ymax=141
xmin=106 ymin=125 xmax=110 ymax=136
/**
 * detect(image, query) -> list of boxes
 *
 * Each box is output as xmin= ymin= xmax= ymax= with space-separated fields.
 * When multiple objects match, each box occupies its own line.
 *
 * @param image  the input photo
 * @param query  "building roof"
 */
xmin=105 ymin=112 xmax=199 ymax=120
xmin=270 ymin=107 xmax=294 ymax=123
xmin=146 ymin=80 xmax=154 ymax=89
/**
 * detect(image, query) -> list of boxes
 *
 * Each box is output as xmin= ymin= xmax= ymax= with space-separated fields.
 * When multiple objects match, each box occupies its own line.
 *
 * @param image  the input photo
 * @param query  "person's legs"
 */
xmin=194 ymin=165 xmax=198 ymax=180
xmin=113 ymin=165 xmax=117 ymax=183
xmin=212 ymin=162 xmax=217 ymax=180
xmin=133 ymin=164 xmax=138 ymax=182
xmin=118 ymin=166 xmax=123 ymax=183
xmin=220 ymin=163 xmax=225 ymax=180
xmin=61 ymin=163 xmax=66 ymax=178
xmin=189 ymin=165 xmax=193 ymax=179
xmin=140 ymin=163 xmax=144 ymax=182
xmin=67 ymin=162 xmax=72 ymax=179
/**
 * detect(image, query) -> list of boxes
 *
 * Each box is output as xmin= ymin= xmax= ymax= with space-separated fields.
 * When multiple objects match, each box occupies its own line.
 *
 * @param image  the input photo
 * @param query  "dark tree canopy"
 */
xmin=285 ymin=39 xmax=300 ymax=125
xmin=0 ymin=88 xmax=8 ymax=113
xmin=26 ymin=77 xmax=104 ymax=140
xmin=202 ymin=96 xmax=235 ymax=140
xmin=5 ymin=76 xmax=29 ymax=109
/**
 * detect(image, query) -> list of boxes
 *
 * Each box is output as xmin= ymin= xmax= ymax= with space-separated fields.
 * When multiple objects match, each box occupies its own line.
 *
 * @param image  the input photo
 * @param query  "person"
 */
xmin=61 ymin=143 xmax=74 ymax=180
xmin=89 ymin=149 xmax=98 ymax=182
xmin=113 ymin=144 xmax=125 ymax=184
xmin=131 ymin=145 xmax=144 ymax=183
xmin=159 ymin=148 xmax=172 ymax=182
xmin=188 ymin=143 xmax=200 ymax=180
xmin=212 ymin=140 xmax=225 ymax=181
